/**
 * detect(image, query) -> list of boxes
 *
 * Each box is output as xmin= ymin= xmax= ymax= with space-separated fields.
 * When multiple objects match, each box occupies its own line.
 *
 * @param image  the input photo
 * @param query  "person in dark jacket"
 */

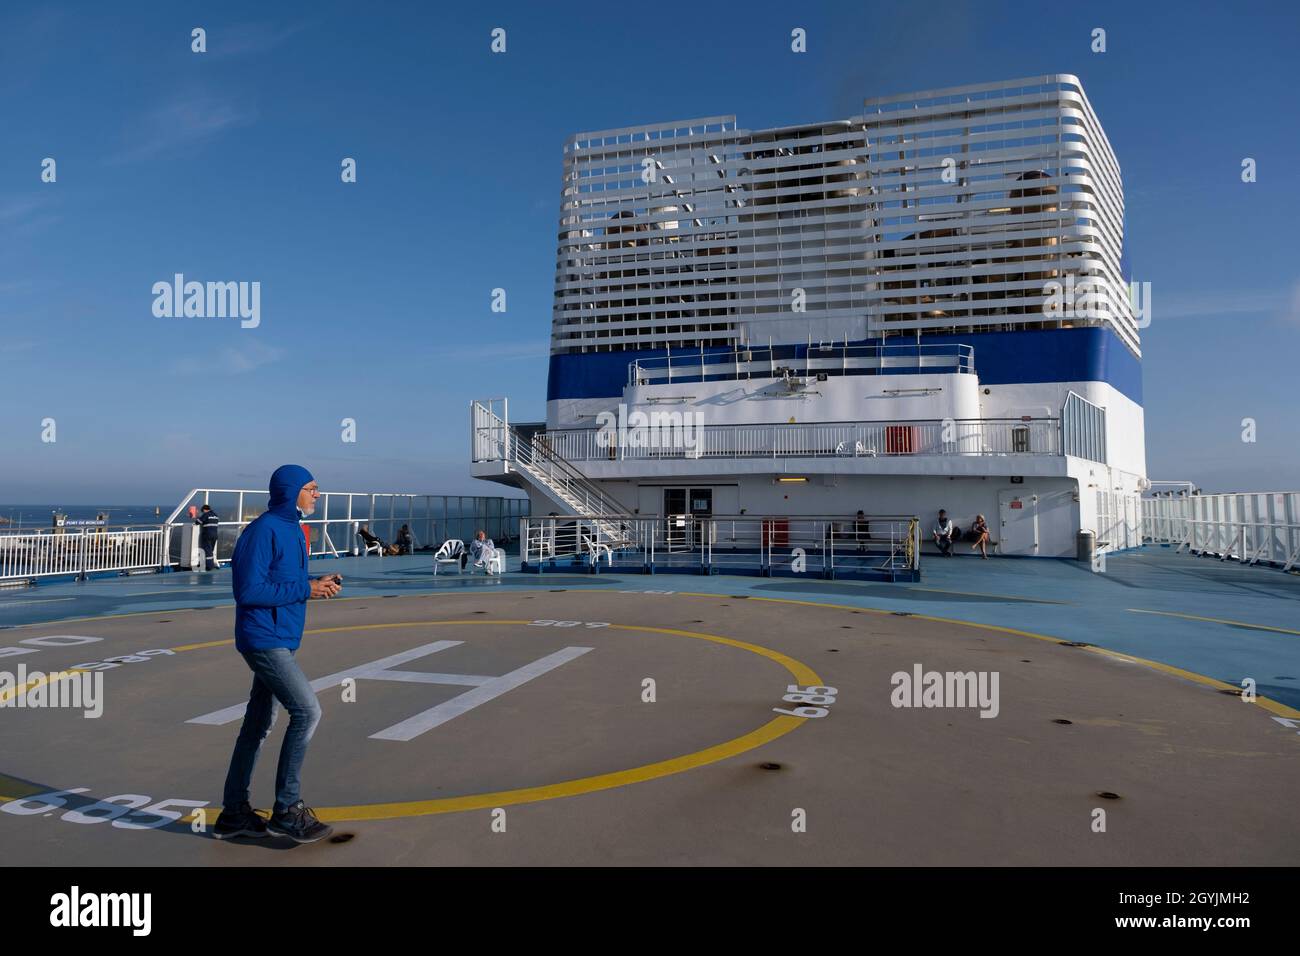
xmin=198 ymin=504 xmax=220 ymax=570
xmin=213 ymin=464 xmax=341 ymax=844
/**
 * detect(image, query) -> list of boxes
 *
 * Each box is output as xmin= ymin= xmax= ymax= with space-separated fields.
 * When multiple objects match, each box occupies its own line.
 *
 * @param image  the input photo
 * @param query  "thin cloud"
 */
xmin=437 ymin=340 xmax=551 ymax=362
xmin=110 ymin=90 xmax=256 ymax=164
xmin=0 ymin=196 xmax=44 ymax=222
xmin=210 ymin=21 xmax=310 ymax=58
xmin=169 ymin=340 xmax=284 ymax=376
xmin=1154 ymin=286 xmax=1299 ymax=322
xmin=0 ymin=195 xmax=59 ymax=237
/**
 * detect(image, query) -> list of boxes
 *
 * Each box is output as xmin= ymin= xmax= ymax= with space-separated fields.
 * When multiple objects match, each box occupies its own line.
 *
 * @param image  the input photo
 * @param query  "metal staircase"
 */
xmin=472 ymin=401 xmax=637 ymax=552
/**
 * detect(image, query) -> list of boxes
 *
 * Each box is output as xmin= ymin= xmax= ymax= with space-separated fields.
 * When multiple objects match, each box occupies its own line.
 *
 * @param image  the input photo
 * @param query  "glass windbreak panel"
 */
xmin=485 ymin=497 xmax=503 ymax=539
xmin=460 ymin=497 xmax=475 ymax=543
xmin=442 ymin=497 xmax=457 ymax=545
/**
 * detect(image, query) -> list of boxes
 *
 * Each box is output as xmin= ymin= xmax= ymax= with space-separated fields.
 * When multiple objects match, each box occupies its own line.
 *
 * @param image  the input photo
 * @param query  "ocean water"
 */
xmin=0 ymin=505 xmax=172 ymax=530
xmin=0 ymin=500 xmax=529 ymax=543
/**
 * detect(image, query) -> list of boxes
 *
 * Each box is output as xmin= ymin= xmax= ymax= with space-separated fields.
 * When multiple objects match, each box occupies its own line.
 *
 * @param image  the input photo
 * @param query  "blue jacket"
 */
xmin=231 ymin=464 xmax=314 ymax=652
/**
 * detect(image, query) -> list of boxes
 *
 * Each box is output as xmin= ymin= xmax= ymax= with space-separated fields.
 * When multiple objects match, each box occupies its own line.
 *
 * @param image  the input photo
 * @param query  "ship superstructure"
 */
xmin=474 ymin=75 xmax=1146 ymax=557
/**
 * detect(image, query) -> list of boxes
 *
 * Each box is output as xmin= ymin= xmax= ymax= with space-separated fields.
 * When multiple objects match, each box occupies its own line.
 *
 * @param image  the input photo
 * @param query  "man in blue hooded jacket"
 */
xmin=213 ymin=464 xmax=342 ymax=843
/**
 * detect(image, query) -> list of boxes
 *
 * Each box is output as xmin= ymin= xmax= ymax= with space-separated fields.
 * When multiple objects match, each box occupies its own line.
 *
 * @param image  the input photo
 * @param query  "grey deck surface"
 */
xmin=2 ymin=585 xmax=1296 ymax=865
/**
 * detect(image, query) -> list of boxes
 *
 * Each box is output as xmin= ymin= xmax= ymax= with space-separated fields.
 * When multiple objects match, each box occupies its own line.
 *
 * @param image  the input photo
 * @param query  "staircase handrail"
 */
xmin=525 ymin=431 xmax=636 ymax=518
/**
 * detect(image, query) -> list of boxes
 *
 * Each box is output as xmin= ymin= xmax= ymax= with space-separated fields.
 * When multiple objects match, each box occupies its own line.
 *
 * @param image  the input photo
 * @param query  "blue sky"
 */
xmin=2 ymin=0 xmax=1297 ymax=503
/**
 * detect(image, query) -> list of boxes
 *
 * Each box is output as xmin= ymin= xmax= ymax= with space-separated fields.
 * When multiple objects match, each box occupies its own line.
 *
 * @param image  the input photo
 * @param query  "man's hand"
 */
xmin=310 ymin=575 xmax=343 ymax=599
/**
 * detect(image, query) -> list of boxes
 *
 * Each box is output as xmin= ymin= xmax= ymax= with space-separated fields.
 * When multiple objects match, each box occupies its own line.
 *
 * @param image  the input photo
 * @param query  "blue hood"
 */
xmin=267 ymin=464 xmax=314 ymax=519
xmin=231 ymin=463 xmax=315 ymax=652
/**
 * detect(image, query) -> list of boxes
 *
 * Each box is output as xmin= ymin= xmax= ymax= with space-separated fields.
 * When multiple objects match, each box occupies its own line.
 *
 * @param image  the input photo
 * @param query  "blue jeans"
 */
xmin=222 ymin=647 xmax=322 ymax=814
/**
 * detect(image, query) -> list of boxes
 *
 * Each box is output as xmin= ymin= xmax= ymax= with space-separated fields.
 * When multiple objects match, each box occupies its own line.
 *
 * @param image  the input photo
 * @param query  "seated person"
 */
xmin=969 ymin=515 xmax=990 ymax=558
xmin=358 ymin=525 xmax=399 ymax=556
xmin=461 ymin=529 xmax=499 ymax=573
xmin=395 ymin=524 xmax=414 ymax=555
xmin=932 ymin=510 xmax=954 ymax=557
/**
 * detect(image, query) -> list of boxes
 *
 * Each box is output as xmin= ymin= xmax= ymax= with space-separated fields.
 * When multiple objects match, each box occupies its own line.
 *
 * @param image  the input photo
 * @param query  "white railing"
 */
xmin=628 ymin=342 xmax=976 ymax=387
xmin=1095 ymin=489 xmax=1143 ymax=552
xmin=1 ymin=490 xmax=528 ymax=581
xmin=522 ymin=514 xmax=642 ymax=566
xmin=472 ymin=397 xmax=511 ymax=462
xmin=520 ymin=435 xmax=635 ymax=521
xmin=471 ymin=401 xmax=635 ymax=531
xmin=0 ymin=529 xmax=165 ymax=582
xmin=1142 ymin=491 xmax=1300 ymax=570
xmin=532 ymin=418 xmax=1060 ymax=462
xmin=163 ymin=488 xmax=529 ymax=567
xmin=520 ymin=513 xmax=921 ymax=577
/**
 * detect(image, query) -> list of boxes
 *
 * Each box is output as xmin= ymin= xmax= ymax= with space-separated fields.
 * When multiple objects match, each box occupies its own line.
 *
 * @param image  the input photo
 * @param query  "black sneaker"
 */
xmin=213 ymin=802 xmax=269 ymax=840
xmin=267 ymin=801 xmax=333 ymax=844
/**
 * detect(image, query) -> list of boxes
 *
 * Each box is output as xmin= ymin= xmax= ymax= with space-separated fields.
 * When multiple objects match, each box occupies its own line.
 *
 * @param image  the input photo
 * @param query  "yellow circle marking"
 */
xmin=669 ymin=592 xmax=1300 ymax=721
xmin=171 ymin=619 xmax=821 ymax=823
xmin=10 ymin=586 xmax=1294 ymax=815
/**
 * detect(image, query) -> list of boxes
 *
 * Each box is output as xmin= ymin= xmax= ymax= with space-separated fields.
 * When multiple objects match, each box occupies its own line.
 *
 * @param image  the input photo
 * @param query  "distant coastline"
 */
xmin=0 ymin=505 xmax=169 ymax=530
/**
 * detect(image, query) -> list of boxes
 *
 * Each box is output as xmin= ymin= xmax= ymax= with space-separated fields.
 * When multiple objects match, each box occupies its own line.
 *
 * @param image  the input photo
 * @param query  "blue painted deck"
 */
xmin=3 ymin=545 xmax=1298 ymax=710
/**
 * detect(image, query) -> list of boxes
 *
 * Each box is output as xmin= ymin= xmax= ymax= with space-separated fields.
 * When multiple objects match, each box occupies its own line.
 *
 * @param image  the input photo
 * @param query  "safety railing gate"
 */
xmin=519 ymin=514 xmax=921 ymax=582
xmin=1142 ymin=491 xmax=1300 ymax=570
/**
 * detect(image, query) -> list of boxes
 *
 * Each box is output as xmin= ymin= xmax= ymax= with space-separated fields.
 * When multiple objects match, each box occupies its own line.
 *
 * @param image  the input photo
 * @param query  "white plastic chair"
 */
xmin=469 ymin=544 xmax=503 ymax=575
xmin=433 ymin=539 xmax=465 ymax=575
xmin=357 ymin=529 xmax=383 ymax=558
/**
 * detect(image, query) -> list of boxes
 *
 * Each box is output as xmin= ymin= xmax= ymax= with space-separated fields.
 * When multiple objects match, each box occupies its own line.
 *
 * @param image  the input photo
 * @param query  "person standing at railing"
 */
xmin=198 ymin=504 xmax=220 ymax=570
xmin=214 ymin=464 xmax=341 ymax=844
